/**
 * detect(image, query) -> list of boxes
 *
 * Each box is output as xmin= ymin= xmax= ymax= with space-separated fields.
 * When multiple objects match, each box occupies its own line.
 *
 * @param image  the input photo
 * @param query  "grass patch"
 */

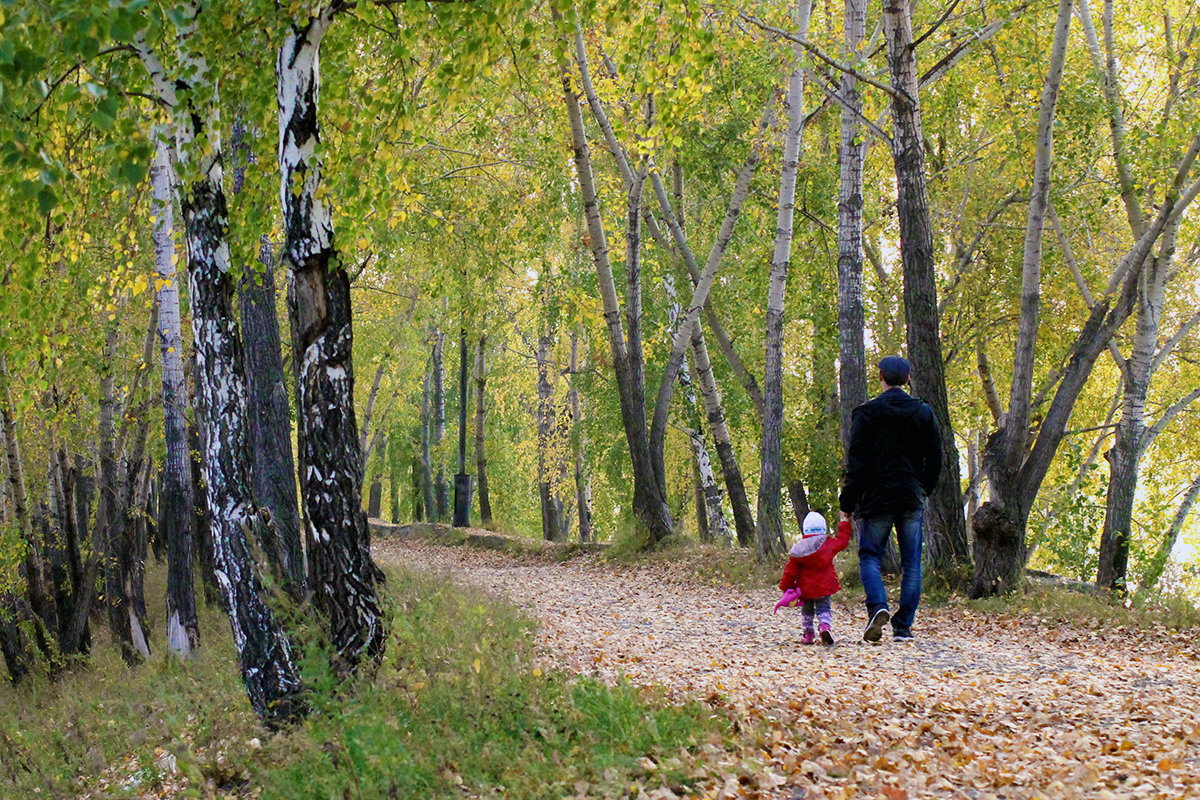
xmin=259 ymin=566 xmax=720 ymax=799
xmin=0 ymin=562 xmax=721 ymax=800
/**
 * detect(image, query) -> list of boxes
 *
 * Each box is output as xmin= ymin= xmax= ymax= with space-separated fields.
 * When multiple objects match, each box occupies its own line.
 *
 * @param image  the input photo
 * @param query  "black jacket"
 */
xmin=839 ymin=387 xmax=942 ymax=515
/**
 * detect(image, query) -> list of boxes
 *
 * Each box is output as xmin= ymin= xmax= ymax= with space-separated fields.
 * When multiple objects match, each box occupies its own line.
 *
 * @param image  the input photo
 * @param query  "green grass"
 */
xmin=0 ymin=562 xmax=721 ymax=800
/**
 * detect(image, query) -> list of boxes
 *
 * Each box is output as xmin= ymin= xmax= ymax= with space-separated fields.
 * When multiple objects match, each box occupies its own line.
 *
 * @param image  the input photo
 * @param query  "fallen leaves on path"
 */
xmin=375 ymin=537 xmax=1200 ymax=800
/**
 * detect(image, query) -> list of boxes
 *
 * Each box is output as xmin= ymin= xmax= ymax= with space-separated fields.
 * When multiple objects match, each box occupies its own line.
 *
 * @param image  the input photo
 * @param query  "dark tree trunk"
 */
xmin=838 ymin=0 xmax=868 ymax=453
xmin=239 ymin=237 xmax=306 ymax=593
xmin=231 ymin=117 xmax=305 ymax=596
xmin=883 ymin=0 xmax=971 ymax=572
xmin=105 ymin=307 xmax=158 ymax=666
xmin=181 ymin=170 xmax=305 ymax=724
xmin=279 ymin=11 xmax=385 ymax=674
xmin=689 ymin=321 xmax=754 ymax=547
xmin=388 ymin=433 xmax=402 ymax=524
xmin=0 ymin=596 xmax=29 ymax=684
xmin=558 ymin=32 xmax=673 ymax=543
xmin=60 ymin=452 xmax=94 ymax=656
xmin=420 ymin=358 xmax=435 ymax=522
xmin=432 ymin=330 xmax=448 ymax=522
xmin=40 ymin=505 xmax=70 ymax=651
xmin=536 ymin=332 xmax=564 ymax=542
xmin=411 ymin=459 xmax=424 ymax=522
xmin=367 ymin=450 xmax=383 ymax=520
xmin=474 ymin=335 xmax=493 ymax=528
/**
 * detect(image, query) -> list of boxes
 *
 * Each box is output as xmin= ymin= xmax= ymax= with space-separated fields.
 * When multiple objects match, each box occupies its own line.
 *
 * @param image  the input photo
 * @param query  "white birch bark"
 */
xmin=136 ymin=6 xmax=304 ymax=723
xmin=758 ymin=0 xmax=812 ymax=560
xmin=1005 ymin=0 xmax=1074 ymax=474
xmin=838 ymin=0 xmax=868 ymax=453
xmin=151 ymin=137 xmax=199 ymax=659
xmin=278 ymin=7 xmax=384 ymax=673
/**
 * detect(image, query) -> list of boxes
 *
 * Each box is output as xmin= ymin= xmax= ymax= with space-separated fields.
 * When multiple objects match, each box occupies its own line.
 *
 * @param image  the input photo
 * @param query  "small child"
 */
xmin=775 ymin=511 xmax=852 ymax=645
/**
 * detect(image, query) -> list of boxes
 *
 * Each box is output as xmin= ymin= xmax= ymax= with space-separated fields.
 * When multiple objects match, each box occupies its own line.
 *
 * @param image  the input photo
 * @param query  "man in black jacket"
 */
xmin=839 ymin=356 xmax=941 ymax=642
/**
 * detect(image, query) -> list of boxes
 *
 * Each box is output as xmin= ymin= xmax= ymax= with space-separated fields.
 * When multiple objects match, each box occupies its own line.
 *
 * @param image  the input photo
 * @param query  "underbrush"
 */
xmin=968 ymin=582 xmax=1200 ymax=630
xmin=0 ymin=563 xmax=721 ymax=800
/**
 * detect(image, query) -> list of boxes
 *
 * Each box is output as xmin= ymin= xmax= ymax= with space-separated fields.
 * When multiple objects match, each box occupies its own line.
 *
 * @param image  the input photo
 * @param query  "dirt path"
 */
xmin=374 ymin=538 xmax=1200 ymax=800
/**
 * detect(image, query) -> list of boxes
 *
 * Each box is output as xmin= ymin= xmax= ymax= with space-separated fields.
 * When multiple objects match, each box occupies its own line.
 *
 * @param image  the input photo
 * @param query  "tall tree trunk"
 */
xmin=278 ymin=9 xmax=385 ymax=674
xmin=1096 ymin=223 xmax=1177 ymax=591
xmin=838 ymin=0 xmax=868 ymax=453
xmin=45 ymin=464 xmax=72 ymax=650
xmin=388 ymin=433 xmax=402 ymax=524
xmin=690 ymin=320 xmax=755 ymax=546
xmin=474 ymin=335 xmax=493 ymax=528
xmin=47 ymin=448 xmax=79 ymax=650
xmin=758 ymin=0 xmax=812 ymax=560
xmin=432 ymin=330 xmax=448 ymax=522
xmin=536 ymin=331 xmax=563 ymax=542
xmin=241 ymin=238 xmax=306 ymax=592
xmin=104 ymin=306 xmax=158 ymax=666
xmin=367 ymin=436 xmax=384 ymax=518
xmin=137 ymin=12 xmax=304 ymax=724
xmin=665 ymin=273 xmax=731 ymax=543
xmin=968 ymin=0 xmax=1073 ymax=596
xmin=231 ymin=117 xmax=305 ymax=595
xmin=151 ymin=139 xmax=200 ymax=658
xmin=186 ymin=413 xmax=219 ymax=607
xmin=883 ymin=0 xmax=971 ymax=572
xmin=420 ymin=356 xmax=435 ymax=522
xmin=60 ymin=452 xmax=96 ymax=656
xmin=557 ymin=27 xmax=673 ymax=542
xmin=411 ymin=459 xmax=424 ymax=522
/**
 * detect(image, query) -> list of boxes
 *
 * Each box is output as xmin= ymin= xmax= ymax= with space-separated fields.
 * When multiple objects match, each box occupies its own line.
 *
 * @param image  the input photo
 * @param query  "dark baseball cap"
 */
xmin=879 ymin=355 xmax=911 ymax=385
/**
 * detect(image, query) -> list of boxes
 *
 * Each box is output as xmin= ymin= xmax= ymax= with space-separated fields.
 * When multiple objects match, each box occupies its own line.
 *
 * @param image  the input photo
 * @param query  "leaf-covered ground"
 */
xmin=374 ymin=537 xmax=1200 ymax=800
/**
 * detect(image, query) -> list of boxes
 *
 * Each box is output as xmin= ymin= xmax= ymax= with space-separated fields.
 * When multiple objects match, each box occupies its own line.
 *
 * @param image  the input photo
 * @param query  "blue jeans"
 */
xmin=858 ymin=508 xmax=924 ymax=630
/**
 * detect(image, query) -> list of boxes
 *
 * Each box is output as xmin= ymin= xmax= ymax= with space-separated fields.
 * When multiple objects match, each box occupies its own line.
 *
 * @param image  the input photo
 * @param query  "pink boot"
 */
xmin=801 ymin=628 xmax=816 ymax=645
xmin=819 ymin=623 xmax=834 ymax=646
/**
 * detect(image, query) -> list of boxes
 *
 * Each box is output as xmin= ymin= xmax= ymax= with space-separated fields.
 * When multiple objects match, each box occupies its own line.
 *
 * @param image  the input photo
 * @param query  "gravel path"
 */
xmin=374 ymin=537 xmax=1200 ymax=800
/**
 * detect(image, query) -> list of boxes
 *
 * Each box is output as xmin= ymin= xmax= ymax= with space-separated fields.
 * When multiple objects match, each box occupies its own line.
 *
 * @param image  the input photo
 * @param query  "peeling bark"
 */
xmin=278 ymin=9 xmax=384 ymax=673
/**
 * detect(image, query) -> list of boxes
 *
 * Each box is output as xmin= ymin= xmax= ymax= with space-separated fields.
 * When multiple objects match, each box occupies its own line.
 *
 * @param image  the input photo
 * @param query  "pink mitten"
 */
xmin=774 ymin=587 xmax=802 ymax=614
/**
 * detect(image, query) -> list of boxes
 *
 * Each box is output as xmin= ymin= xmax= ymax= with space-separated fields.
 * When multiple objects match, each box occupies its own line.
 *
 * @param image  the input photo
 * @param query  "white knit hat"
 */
xmin=789 ymin=511 xmax=828 ymax=557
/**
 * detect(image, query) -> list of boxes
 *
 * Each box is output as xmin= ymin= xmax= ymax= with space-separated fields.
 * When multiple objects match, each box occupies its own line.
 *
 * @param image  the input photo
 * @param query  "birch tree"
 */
xmin=758 ymin=0 xmax=812 ymax=560
xmin=150 ymin=138 xmax=199 ymax=658
xmin=135 ymin=6 xmax=304 ymax=723
xmin=277 ymin=5 xmax=385 ymax=672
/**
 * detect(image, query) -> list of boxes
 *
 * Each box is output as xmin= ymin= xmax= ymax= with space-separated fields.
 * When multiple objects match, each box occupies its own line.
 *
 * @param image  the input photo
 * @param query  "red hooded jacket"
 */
xmin=779 ymin=519 xmax=853 ymax=599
